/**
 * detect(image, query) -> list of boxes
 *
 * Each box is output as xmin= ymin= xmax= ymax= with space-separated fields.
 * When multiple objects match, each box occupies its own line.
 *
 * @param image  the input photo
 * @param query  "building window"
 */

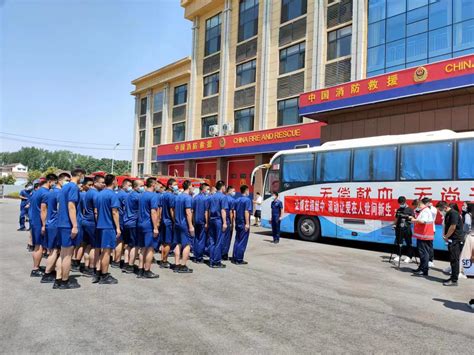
xmin=205 ymin=13 xmax=222 ymax=56
xmin=153 ymin=91 xmax=163 ymax=112
xmin=153 ymin=127 xmax=161 ymax=146
xmin=281 ymin=0 xmax=307 ymax=23
xmin=151 ymin=162 xmax=159 ymax=175
xmin=236 ymin=59 xmax=257 ymax=87
xmin=172 ymin=122 xmax=186 ymax=143
xmin=239 ymin=0 xmax=259 ymax=42
xmin=201 ymin=115 xmax=218 ymax=138
xmin=367 ymin=0 xmax=474 ymax=77
xmin=203 ymin=72 xmax=220 ymax=97
xmin=234 ymin=107 xmax=254 ymax=133
xmin=140 ymin=97 xmax=147 ymax=116
xmin=137 ymin=163 xmax=144 ymax=177
xmin=327 ymin=25 xmax=352 ymax=60
xmin=279 ymin=42 xmax=305 ymax=74
xmin=139 ymin=116 xmax=146 ymax=130
xmin=139 ymin=130 xmax=145 ymax=148
xmin=174 ymin=84 xmax=187 ymax=106
xmin=277 ymin=97 xmax=301 ymax=126
xmin=151 ymin=147 xmax=157 ymax=161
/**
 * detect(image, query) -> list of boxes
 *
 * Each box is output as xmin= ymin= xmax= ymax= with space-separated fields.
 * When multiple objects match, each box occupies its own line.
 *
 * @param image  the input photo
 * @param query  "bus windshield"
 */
xmin=264 ymin=158 xmax=280 ymax=199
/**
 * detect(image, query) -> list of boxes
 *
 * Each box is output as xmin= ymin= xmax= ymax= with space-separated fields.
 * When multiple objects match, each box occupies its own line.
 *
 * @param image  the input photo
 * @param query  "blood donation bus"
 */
xmin=251 ymin=130 xmax=474 ymax=251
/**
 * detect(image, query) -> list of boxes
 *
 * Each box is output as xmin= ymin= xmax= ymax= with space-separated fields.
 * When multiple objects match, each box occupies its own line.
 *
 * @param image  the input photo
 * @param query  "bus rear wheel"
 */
xmin=296 ymin=216 xmax=321 ymax=242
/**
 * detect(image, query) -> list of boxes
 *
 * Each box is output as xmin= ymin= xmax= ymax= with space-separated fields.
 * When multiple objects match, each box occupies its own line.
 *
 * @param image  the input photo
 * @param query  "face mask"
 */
xmin=62 ymin=181 xmax=69 ymax=186
xmin=79 ymin=178 xmax=85 ymax=184
xmin=272 ymin=196 xmax=276 ymax=200
xmin=204 ymin=190 xmax=210 ymax=195
xmin=462 ymin=206 xmax=467 ymax=211
xmin=127 ymin=186 xmax=133 ymax=192
xmin=114 ymin=187 xmax=118 ymax=191
xmin=230 ymin=192 xmax=236 ymax=197
xmin=400 ymin=203 xmax=407 ymax=208
xmin=51 ymin=184 xmax=56 ymax=189
xmin=138 ymin=186 xmax=145 ymax=193
xmin=172 ymin=185 xmax=179 ymax=193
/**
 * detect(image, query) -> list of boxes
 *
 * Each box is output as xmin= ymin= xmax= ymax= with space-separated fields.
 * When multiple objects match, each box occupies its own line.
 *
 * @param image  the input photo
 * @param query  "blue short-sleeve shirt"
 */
xmin=192 ymin=193 xmax=208 ymax=225
xmin=175 ymin=193 xmax=193 ymax=227
xmin=29 ymin=187 xmax=50 ymax=226
xmin=123 ymin=190 xmax=140 ymax=227
xmin=96 ymin=189 xmax=121 ymax=229
xmin=235 ymin=196 xmax=253 ymax=224
xmin=46 ymin=187 xmax=61 ymax=227
xmin=82 ymin=188 xmax=99 ymax=226
xmin=138 ymin=191 xmax=159 ymax=231
xmin=58 ymin=183 xmax=80 ymax=228
xmin=208 ymin=192 xmax=229 ymax=220
xmin=161 ymin=192 xmax=176 ymax=224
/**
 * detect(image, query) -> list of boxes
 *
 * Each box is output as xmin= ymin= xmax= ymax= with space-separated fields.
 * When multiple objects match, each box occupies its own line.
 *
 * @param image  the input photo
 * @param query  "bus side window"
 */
xmin=353 ymin=146 xmax=397 ymax=181
xmin=400 ymin=141 xmax=453 ymax=180
xmin=457 ymin=139 xmax=474 ymax=179
xmin=281 ymin=153 xmax=315 ymax=190
xmin=316 ymin=150 xmax=351 ymax=182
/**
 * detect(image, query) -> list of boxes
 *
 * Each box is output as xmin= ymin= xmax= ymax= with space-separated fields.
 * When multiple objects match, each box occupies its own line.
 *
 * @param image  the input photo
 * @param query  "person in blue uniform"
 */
xmin=222 ymin=186 xmax=236 ymax=261
xmin=112 ymin=178 xmax=132 ymax=268
xmin=208 ymin=180 xmax=229 ymax=268
xmin=137 ymin=177 xmax=161 ymax=279
xmin=18 ymin=183 xmax=33 ymax=231
xmin=95 ymin=174 xmax=122 ymax=284
xmin=29 ymin=174 xmax=57 ymax=277
xmin=232 ymin=185 xmax=252 ymax=265
xmin=81 ymin=174 xmax=105 ymax=278
xmin=159 ymin=178 xmax=177 ymax=269
xmin=192 ymin=183 xmax=209 ymax=263
xmin=57 ymin=168 xmax=86 ymax=290
xmin=270 ymin=192 xmax=283 ymax=244
xmin=122 ymin=179 xmax=144 ymax=274
xmin=41 ymin=173 xmax=70 ymax=284
xmin=173 ymin=180 xmax=194 ymax=273
xmin=72 ymin=177 xmax=93 ymax=271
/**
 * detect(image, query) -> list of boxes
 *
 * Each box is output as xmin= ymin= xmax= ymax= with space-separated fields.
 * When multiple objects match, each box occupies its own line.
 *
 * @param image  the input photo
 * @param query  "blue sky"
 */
xmin=0 ymin=0 xmax=191 ymax=160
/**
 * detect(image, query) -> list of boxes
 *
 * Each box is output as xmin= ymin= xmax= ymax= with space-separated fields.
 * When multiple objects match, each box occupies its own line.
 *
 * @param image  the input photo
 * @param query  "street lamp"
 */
xmin=111 ymin=143 xmax=120 ymax=174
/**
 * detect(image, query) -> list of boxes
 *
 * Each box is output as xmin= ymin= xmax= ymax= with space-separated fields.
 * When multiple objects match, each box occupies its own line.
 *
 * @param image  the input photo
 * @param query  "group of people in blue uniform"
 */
xmin=19 ymin=168 xmax=254 ymax=289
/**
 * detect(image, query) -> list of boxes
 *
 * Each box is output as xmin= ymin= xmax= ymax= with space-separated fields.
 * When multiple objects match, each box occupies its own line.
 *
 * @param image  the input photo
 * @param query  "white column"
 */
xmin=187 ymin=16 xmax=199 ymax=141
xmin=218 ymin=0 xmax=232 ymax=133
xmin=352 ymin=0 xmax=367 ymax=81
xmin=314 ymin=0 xmax=326 ymax=89
xmin=162 ymin=83 xmax=170 ymax=144
xmin=258 ymin=0 xmax=272 ymax=130
xmin=143 ymin=90 xmax=153 ymax=175
xmin=131 ymin=96 xmax=139 ymax=176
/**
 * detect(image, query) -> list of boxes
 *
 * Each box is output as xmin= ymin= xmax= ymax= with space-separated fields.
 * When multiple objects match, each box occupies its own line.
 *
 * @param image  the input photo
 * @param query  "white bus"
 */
xmin=252 ymin=130 xmax=474 ymax=251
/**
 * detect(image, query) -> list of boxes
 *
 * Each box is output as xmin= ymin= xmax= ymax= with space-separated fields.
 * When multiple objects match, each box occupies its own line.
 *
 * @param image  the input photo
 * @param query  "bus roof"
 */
xmin=271 ymin=129 xmax=474 ymax=161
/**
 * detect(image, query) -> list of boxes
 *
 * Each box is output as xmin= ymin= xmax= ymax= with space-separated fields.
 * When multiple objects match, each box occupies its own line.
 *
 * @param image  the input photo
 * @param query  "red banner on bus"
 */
xmin=284 ymin=196 xmax=400 ymax=222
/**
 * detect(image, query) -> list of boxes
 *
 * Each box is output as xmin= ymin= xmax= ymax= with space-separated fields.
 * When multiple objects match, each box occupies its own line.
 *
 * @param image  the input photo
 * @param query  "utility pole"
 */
xmin=111 ymin=143 xmax=120 ymax=174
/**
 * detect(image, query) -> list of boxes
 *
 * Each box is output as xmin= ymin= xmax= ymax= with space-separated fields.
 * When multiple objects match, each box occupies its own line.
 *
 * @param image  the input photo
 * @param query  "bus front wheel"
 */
xmin=296 ymin=216 xmax=321 ymax=242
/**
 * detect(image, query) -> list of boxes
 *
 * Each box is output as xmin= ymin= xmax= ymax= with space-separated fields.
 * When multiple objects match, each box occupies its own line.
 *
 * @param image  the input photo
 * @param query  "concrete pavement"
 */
xmin=0 ymin=198 xmax=472 ymax=354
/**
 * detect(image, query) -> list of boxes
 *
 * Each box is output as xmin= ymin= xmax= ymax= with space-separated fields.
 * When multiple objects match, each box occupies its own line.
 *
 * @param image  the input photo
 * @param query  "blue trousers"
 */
xmin=209 ymin=219 xmax=224 ymax=265
xmin=271 ymin=219 xmax=280 ymax=242
xmin=233 ymin=223 xmax=250 ymax=262
xmin=222 ymin=217 xmax=232 ymax=257
xmin=19 ymin=207 xmax=28 ymax=229
xmin=193 ymin=223 xmax=207 ymax=261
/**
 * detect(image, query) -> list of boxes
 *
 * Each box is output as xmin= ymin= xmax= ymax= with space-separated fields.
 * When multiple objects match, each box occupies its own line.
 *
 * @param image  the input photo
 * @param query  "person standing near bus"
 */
xmin=270 ymin=192 xmax=283 ymax=244
xmin=222 ymin=186 xmax=235 ymax=261
xmin=253 ymin=192 xmax=262 ymax=227
xmin=208 ymin=180 xmax=228 ymax=268
xmin=232 ymin=185 xmax=252 ymax=264
xmin=18 ymin=183 xmax=33 ymax=231
xmin=426 ymin=199 xmax=438 ymax=268
xmin=437 ymin=202 xmax=464 ymax=286
xmin=192 ymin=183 xmax=209 ymax=264
xmin=410 ymin=197 xmax=434 ymax=276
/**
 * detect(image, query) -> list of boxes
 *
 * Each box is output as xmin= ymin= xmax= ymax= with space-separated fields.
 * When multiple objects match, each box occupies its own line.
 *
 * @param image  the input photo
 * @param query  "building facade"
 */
xmin=131 ymin=0 xmax=474 ymax=190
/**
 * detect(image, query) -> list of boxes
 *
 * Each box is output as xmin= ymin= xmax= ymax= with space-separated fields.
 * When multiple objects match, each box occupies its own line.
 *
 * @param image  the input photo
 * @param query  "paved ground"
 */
xmin=0 ymin=198 xmax=472 ymax=354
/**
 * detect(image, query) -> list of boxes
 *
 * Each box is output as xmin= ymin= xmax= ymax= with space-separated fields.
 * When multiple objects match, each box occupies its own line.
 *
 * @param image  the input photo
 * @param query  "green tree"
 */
xmin=28 ymin=170 xmax=42 ymax=182
xmin=0 ymin=174 xmax=16 ymax=185
xmin=43 ymin=166 xmax=59 ymax=175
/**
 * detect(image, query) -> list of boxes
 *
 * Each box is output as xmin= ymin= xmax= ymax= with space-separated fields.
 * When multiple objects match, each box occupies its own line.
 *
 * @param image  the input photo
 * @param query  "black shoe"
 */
xmin=236 ymin=260 xmax=248 ymax=265
xmin=192 ymin=258 xmax=204 ymax=264
xmin=411 ymin=268 xmax=421 ymax=273
xmin=273 ymin=240 xmax=280 ymax=244
xmin=79 ymin=263 xmax=85 ymax=273
xmin=222 ymin=254 xmax=229 ymax=261
xmin=71 ymin=262 xmax=80 ymax=272
xmin=136 ymin=269 xmax=144 ymax=278
xmin=443 ymin=279 xmax=458 ymax=286
xmin=143 ymin=270 xmax=160 ymax=278
xmin=99 ymin=274 xmax=118 ymax=284
xmin=17 ymin=227 xmax=26 ymax=231
xmin=30 ymin=269 xmax=44 ymax=277
xmin=159 ymin=261 xmax=171 ymax=269
xmin=40 ymin=273 xmax=55 ymax=283
xmin=92 ymin=274 xmax=101 ymax=283
xmin=211 ymin=263 xmax=226 ymax=269
xmin=133 ymin=265 xmax=139 ymax=274
xmin=122 ymin=265 xmax=135 ymax=274
xmin=173 ymin=265 xmax=182 ymax=273
xmin=110 ymin=261 xmax=120 ymax=269
xmin=82 ymin=267 xmax=94 ymax=277
xmin=27 ymin=244 xmax=34 ymax=252
xmin=170 ymin=264 xmax=178 ymax=271
xmin=52 ymin=279 xmax=62 ymax=289
xmin=59 ymin=279 xmax=81 ymax=289
xmin=119 ymin=260 xmax=125 ymax=269
xmin=177 ymin=265 xmax=193 ymax=273
xmin=412 ymin=271 xmax=427 ymax=276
